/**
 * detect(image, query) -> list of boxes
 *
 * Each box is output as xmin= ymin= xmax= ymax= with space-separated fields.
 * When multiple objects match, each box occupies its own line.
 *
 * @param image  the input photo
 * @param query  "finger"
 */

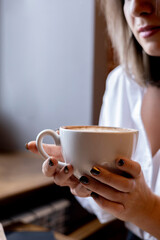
xmin=79 ymin=176 xmax=123 ymax=202
xmin=56 ymin=129 xmax=60 ymax=135
xmin=53 ymin=167 xmax=91 ymax=198
xmin=71 ymin=184 xmax=92 ymax=197
xmin=90 ymin=166 xmax=135 ymax=193
xmin=53 ymin=165 xmax=75 ymax=186
xmin=26 ymin=141 xmax=63 ymax=160
xmin=91 ymin=193 xmax=124 ymax=218
xmin=26 ymin=141 xmax=38 ymax=153
xmin=42 ymin=157 xmax=58 ymax=177
xmin=116 ymin=158 xmax=141 ymax=178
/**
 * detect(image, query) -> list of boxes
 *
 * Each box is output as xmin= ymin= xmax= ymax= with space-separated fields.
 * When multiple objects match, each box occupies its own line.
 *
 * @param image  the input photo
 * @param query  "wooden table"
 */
xmin=0 ymin=151 xmax=118 ymax=240
xmin=4 ymin=222 xmax=75 ymax=240
xmin=0 ymin=151 xmax=76 ymax=240
xmin=0 ymin=151 xmax=53 ymax=200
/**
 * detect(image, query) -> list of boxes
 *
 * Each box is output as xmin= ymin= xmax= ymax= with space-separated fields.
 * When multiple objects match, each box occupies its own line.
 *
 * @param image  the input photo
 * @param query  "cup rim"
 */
xmin=60 ymin=125 xmax=139 ymax=133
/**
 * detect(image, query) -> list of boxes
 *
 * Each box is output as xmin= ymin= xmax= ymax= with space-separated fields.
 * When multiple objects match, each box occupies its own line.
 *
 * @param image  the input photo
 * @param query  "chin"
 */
xmin=143 ymin=43 xmax=160 ymax=57
xmin=146 ymin=51 xmax=160 ymax=56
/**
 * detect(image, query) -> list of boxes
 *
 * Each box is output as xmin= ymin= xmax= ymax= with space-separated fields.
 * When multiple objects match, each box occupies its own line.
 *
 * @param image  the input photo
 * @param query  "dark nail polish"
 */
xmin=91 ymin=192 xmax=99 ymax=199
xmin=64 ymin=166 xmax=69 ymax=174
xmin=118 ymin=159 xmax=125 ymax=166
xmin=90 ymin=167 xmax=100 ymax=176
xmin=25 ymin=143 xmax=29 ymax=150
xmin=49 ymin=159 xmax=54 ymax=166
xmin=79 ymin=176 xmax=89 ymax=184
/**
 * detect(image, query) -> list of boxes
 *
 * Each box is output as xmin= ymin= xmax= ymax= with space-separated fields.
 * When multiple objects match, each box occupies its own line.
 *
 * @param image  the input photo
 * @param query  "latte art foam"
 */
xmin=62 ymin=126 xmax=135 ymax=133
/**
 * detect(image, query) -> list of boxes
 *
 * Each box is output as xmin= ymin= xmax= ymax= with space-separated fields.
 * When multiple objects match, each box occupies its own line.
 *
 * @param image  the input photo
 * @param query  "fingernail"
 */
xmin=79 ymin=176 xmax=89 ymax=184
xmin=48 ymin=158 xmax=54 ymax=166
xmin=64 ymin=166 xmax=69 ymax=174
xmin=90 ymin=167 xmax=100 ymax=176
xmin=91 ymin=192 xmax=99 ymax=199
xmin=118 ymin=159 xmax=125 ymax=166
xmin=25 ymin=143 xmax=29 ymax=150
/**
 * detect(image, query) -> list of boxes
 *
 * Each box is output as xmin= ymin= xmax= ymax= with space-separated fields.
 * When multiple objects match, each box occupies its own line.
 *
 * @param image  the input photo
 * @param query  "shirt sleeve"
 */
xmin=0 ymin=224 xmax=7 ymax=240
xmin=75 ymin=196 xmax=116 ymax=223
xmin=99 ymin=66 xmax=132 ymax=128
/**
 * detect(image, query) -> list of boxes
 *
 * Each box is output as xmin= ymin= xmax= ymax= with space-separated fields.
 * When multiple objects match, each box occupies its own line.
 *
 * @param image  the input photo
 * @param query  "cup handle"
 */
xmin=36 ymin=129 xmax=66 ymax=169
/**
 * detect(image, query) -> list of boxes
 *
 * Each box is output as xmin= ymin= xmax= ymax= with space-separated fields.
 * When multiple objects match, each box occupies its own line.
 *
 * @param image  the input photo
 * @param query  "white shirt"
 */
xmin=76 ymin=66 xmax=160 ymax=240
xmin=0 ymin=224 xmax=7 ymax=240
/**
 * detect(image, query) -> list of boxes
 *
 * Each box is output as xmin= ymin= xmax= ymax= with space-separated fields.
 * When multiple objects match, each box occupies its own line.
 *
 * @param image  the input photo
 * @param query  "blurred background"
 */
xmin=0 ymin=1 xmax=126 ymax=239
xmin=0 ymin=0 xmax=110 ymax=151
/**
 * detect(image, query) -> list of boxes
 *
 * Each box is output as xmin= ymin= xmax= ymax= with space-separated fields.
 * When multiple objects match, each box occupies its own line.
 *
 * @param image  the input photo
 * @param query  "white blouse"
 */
xmin=0 ymin=224 xmax=7 ymax=240
xmin=76 ymin=66 xmax=160 ymax=240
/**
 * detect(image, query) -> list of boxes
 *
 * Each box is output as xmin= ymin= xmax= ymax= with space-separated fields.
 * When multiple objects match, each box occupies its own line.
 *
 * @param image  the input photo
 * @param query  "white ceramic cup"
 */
xmin=36 ymin=126 xmax=139 ymax=178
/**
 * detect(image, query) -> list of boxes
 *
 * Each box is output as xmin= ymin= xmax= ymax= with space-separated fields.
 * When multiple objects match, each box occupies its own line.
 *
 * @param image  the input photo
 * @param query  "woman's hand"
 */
xmin=26 ymin=141 xmax=91 ymax=197
xmin=79 ymin=158 xmax=160 ymax=236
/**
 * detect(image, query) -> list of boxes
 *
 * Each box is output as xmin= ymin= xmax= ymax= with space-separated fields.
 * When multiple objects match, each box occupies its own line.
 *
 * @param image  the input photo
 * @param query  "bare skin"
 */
xmin=124 ymin=0 xmax=160 ymax=56
xmin=27 ymin=141 xmax=91 ymax=197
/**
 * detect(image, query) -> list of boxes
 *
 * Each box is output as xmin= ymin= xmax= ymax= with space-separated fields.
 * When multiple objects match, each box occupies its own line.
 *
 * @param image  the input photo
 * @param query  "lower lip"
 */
xmin=139 ymin=28 xmax=160 ymax=38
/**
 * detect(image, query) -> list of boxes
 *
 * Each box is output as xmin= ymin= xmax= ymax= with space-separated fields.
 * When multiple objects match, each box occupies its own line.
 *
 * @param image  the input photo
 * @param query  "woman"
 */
xmin=27 ymin=0 xmax=160 ymax=239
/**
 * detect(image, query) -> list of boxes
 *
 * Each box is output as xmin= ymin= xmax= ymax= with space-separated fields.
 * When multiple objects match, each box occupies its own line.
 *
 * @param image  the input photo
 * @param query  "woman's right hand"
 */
xmin=26 ymin=141 xmax=91 ymax=197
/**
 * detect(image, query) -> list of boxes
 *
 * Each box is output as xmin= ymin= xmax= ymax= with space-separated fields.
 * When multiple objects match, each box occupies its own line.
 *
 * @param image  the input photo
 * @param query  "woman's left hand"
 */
xmin=79 ymin=158 xmax=156 ymax=225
